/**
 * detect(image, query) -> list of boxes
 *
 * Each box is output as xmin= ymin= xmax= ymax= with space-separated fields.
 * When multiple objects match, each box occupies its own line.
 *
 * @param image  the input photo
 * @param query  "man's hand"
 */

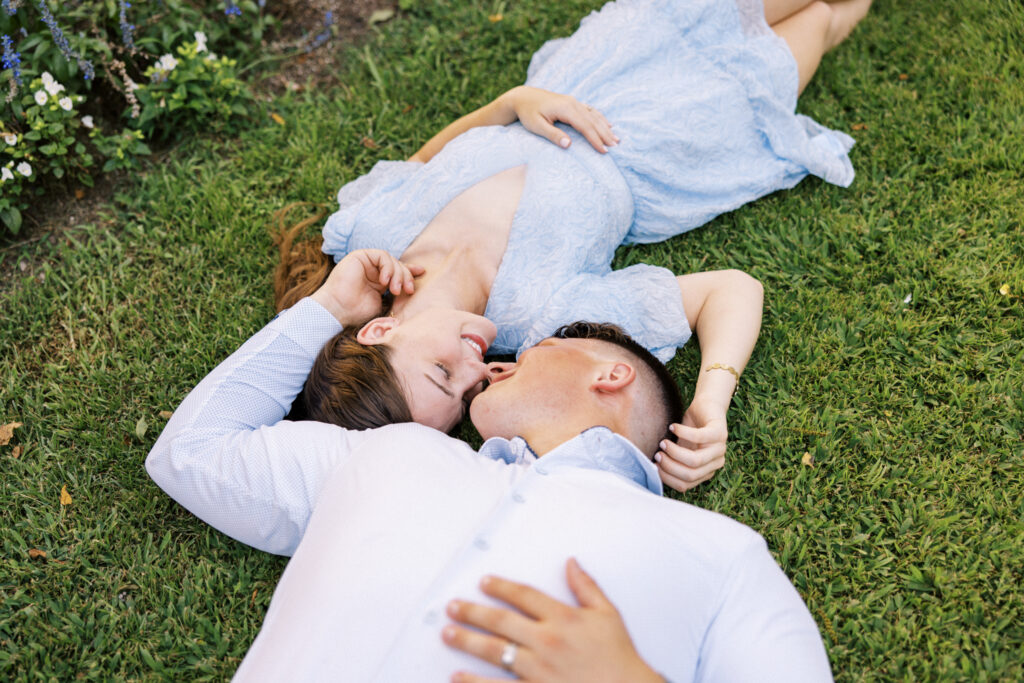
xmin=442 ymin=558 xmax=663 ymax=683
xmin=310 ymin=249 xmax=424 ymax=327
xmin=656 ymin=399 xmax=728 ymax=492
xmin=502 ymin=86 xmax=619 ymax=153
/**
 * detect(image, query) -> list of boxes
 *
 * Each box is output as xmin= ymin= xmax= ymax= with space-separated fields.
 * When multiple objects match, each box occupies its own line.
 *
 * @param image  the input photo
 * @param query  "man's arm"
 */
xmin=146 ymin=250 xmax=421 ymax=555
xmin=408 ymin=86 xmax=617 ymax=163
xmin=695 ymin=537 xmax=833 ymax=681
xmin=656 ymin=270 xmax=764 ymax=492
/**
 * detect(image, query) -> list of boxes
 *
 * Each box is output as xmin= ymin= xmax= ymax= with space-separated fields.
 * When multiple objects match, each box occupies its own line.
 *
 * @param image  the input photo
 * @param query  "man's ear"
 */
xmin=591 ymin=361 xmax=636 ymax=394
xmin=356 ymin=317 xmax=399 ymax=345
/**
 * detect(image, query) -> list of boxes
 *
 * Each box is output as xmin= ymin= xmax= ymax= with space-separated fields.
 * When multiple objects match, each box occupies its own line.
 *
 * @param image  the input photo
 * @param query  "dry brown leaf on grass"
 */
xmin=368 ymin=8 xmax=394 ymax=25
xmin=158 ymin=410 xmax=174 ymax=420
xmin=29 ymin=549 xmax=47 ymax=561
xmin=489 ymin=13 xmax=504 ymax=22
xmin=11 ymin=445 xmax=22 ymax=458
xmin=60 ymin=485 xmax=73 ymax=506
xmin=270 ymin=112 xmax=286 ymax=126
xmin=851 ymin=123 xmax=868 ymax=131
xmin=135 ymin=417 xmax=148 ymax=439
xmin=0 ymin=422 xmax=23 ymax=446
xmin=361 ymin=136 xmax=378 ymax=149
xmin=801 ymin=452 xmax=815 ymax=467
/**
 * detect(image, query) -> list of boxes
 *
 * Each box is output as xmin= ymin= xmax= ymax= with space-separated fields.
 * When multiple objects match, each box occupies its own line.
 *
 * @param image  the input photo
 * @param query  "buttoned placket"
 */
xmin=370 ymin=441 xmax=542 ymax=681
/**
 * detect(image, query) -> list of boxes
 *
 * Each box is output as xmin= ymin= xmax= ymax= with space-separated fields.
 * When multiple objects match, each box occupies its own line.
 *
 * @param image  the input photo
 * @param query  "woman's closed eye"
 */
xmin=435 ymin=362 xmax=452 ymax=381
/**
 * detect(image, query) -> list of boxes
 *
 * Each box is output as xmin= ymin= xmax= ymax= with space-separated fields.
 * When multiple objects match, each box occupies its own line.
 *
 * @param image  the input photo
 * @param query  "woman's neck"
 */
xmin=389 ymin=246 xmax=492 ymax=319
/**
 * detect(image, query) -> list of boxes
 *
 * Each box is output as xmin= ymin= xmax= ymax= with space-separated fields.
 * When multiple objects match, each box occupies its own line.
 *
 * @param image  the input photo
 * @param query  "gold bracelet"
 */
xmin=705 ymin=362 xmax=740 ymax=381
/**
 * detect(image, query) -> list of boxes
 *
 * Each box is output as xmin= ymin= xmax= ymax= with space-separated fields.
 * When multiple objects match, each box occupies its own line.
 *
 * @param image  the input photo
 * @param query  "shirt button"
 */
xmin=512 ymin=492 xmax=525 ymax=503
xmin=534 ymin=466 xmax=548 ymax=475
xmin=474 ymin=538 xmax=490 ymax=551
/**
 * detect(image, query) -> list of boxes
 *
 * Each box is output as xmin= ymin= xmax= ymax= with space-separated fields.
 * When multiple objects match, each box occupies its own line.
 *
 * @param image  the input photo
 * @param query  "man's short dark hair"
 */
xmin=552 ymin=322 xmax=684 ymax=452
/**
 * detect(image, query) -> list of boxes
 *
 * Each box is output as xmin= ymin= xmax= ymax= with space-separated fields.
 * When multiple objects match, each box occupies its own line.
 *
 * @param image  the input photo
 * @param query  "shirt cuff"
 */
xmin=267 ymin=297 xmax=345 ymax=358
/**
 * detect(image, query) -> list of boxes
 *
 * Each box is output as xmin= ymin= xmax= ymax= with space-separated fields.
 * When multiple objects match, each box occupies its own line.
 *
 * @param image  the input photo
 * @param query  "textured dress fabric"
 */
xmin=321 ymin=0 xmax=855 ymax=361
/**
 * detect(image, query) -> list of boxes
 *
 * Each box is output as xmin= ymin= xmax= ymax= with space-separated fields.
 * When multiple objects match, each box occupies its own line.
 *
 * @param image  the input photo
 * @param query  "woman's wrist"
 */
xmin=690 ymin=369 xmax=737 ymax=415
xmin=496 ymin=86 xmax=527 ymax=124
xmin=310 ymin=288 xmax=355 ymax=328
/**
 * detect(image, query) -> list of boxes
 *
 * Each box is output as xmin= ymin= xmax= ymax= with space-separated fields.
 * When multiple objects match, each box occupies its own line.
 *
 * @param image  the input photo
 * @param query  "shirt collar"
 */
xmin=479 ymin=426 xmax=663 ymax=495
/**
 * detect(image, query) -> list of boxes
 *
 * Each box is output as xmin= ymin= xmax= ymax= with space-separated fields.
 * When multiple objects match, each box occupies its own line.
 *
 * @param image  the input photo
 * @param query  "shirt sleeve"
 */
xmin=695 ymin=535 xmax=834 ymax=682
xmin=321 ymin=160 xmax=424 ymax=259
xmin=517 ymin=264 xmax=691 ymax=363
xmin=145 ymin=298 xmax=377 ymax=556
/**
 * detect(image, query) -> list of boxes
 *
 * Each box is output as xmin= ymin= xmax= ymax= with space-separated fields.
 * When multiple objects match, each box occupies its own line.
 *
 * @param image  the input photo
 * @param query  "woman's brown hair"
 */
xmin=272 ymin=203 xmax=413 ymax=429
xmin=273 ymin=202 xmax=335 ymax=313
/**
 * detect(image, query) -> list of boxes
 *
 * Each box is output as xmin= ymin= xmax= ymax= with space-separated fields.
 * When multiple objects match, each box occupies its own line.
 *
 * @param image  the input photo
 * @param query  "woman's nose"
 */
xmin=487 ymin=361 xmax=516 ymax=379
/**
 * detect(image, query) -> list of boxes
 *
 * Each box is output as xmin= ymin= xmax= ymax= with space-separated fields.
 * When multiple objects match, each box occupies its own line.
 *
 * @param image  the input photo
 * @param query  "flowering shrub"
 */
xmin=1 ymin=72 xmax=95 ymax=234
xmin=133 ymin=34 xmax=252 ymax=141
xmin=0 ymin=1 xmax=330 ymax=237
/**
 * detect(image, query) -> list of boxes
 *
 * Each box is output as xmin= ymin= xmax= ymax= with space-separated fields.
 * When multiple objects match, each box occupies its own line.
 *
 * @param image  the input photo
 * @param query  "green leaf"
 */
xmin=0 ymin=207 xmax=22 ymax=234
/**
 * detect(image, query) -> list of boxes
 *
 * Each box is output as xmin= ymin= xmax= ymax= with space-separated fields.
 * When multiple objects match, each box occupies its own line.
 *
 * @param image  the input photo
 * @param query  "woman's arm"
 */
xmin=409 ymin=86 xmax=618 ymax=163
xmin=656 ymin=270 xmax=764 ymax=492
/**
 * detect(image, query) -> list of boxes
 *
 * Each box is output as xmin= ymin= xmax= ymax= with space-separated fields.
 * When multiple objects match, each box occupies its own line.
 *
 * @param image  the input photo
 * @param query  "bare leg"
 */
xmin=762 ymin=0 xmax=817 ymax=26
xmin=770 ymin=0 xmax=873 ymax=94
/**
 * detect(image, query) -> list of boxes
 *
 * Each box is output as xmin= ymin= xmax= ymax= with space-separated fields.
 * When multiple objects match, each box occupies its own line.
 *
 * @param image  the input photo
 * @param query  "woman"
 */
xmin=277 ymin=0 xmax=871 ymax=490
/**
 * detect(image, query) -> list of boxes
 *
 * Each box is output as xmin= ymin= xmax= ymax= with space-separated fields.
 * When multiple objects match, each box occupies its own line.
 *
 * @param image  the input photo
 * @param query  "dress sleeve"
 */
xmin=517 ymin=264 xmax=691 ymax=363
xmin=695 ymin=536 xmax=834 ymax=682
xmin=145 ymin=298 xmax=376 ymax=556
xmin=321 ymin=160 xmax=423 ymax=259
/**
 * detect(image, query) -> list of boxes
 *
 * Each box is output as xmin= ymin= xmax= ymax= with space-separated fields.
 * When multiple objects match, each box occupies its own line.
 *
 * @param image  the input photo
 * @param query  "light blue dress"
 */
xmin=322 ymin=0 xmax=855 ymax=362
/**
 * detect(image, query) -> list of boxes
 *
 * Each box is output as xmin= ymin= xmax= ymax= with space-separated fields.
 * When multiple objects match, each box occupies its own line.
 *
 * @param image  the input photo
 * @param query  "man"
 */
xmin=147 ymin=251 xmax=831 ymax=681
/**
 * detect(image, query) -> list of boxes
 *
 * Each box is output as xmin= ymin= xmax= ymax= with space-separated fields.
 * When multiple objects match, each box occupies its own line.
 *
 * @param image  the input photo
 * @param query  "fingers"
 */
xmin=362 ymin=249 xmax=422 ymax=295
xmin=657 ymin=453 xmax=724 ymax=492
xmin=655 ymin=422 xmax=727 ymax=492
xmin=549 ymin=101 xmax=618 ymax=153
xmin=442 ymin=625 xmax=535 ymax=680
xmin=670 ymin=420 xmax=727 ymax=448
xmin=572 ymin=103 xmax=619 ymax=152
xmin=479 ymin=574 xmax=568 ymax=620
xmin=565 ymin=558 xmax=614 ymax=610
xmin=517 ymin=89 xmax=619 ymax=153
xmin=446 ymin=597 xmax=534 ymax=645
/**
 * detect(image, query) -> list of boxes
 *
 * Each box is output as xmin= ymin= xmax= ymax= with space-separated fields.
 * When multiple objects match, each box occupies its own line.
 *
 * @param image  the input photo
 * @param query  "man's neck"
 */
xmin=519 ymin=419 xmax=618 ymax=458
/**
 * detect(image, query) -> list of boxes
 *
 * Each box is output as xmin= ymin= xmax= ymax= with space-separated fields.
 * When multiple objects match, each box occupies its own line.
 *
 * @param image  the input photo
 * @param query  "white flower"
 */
xmin=205 ymin=53 xmax=217 ymax=62
xmin=3 ymin=133 xmax=16 ymax=146
xmin=16 ymin=162 xmax=32 ymax=177
xmin=34 ymin=90 xmax=48 ymax=106
xmin=81 ymin=115 xmax=94 ymax=129
xmin=44 ymin=79 xmax=65 ymax=96
xmin=194 ymin=31 xmax=208 ymax=53
xmin=125 ymin=78 xmax=139 ymax=93
xmin=1 ymin=166 xmax=13 ymax=182
xmin=158 ymin=54 xmax=178 ymax=72
xmin=41 ymin=71 xmax=55 ymax=86
xmin=59 ymin=97 xmax=73 ymax=111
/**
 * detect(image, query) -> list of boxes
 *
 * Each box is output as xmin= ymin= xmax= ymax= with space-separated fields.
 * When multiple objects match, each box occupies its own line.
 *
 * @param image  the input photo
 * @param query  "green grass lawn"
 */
xmin=1 ymin=0 xmax=1022 ymax=679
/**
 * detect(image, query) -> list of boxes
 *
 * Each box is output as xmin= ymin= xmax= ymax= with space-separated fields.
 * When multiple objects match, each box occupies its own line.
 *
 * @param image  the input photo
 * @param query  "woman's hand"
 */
xmin=656 ymin=399 xmax=728 ymax=493
xmin=442 ymin=558 xmax=663 ymax=683
xmin=502 ymin=86 xmax=619 ymax=153
xmin=311 ymin=249 xmax=424 ymax=327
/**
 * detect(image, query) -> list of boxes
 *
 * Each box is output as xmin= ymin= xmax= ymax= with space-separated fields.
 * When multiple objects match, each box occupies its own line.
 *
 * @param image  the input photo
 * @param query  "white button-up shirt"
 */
xmin=147 ymin=299 xmax=832 ymax=682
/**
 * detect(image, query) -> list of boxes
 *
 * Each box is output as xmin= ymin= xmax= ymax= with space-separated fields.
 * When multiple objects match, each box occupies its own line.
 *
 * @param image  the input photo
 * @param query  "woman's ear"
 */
xmin=591 ymin=361 xmax=636 ymax=394
xmin=356 ymin=317 xmax=399 ymax=345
